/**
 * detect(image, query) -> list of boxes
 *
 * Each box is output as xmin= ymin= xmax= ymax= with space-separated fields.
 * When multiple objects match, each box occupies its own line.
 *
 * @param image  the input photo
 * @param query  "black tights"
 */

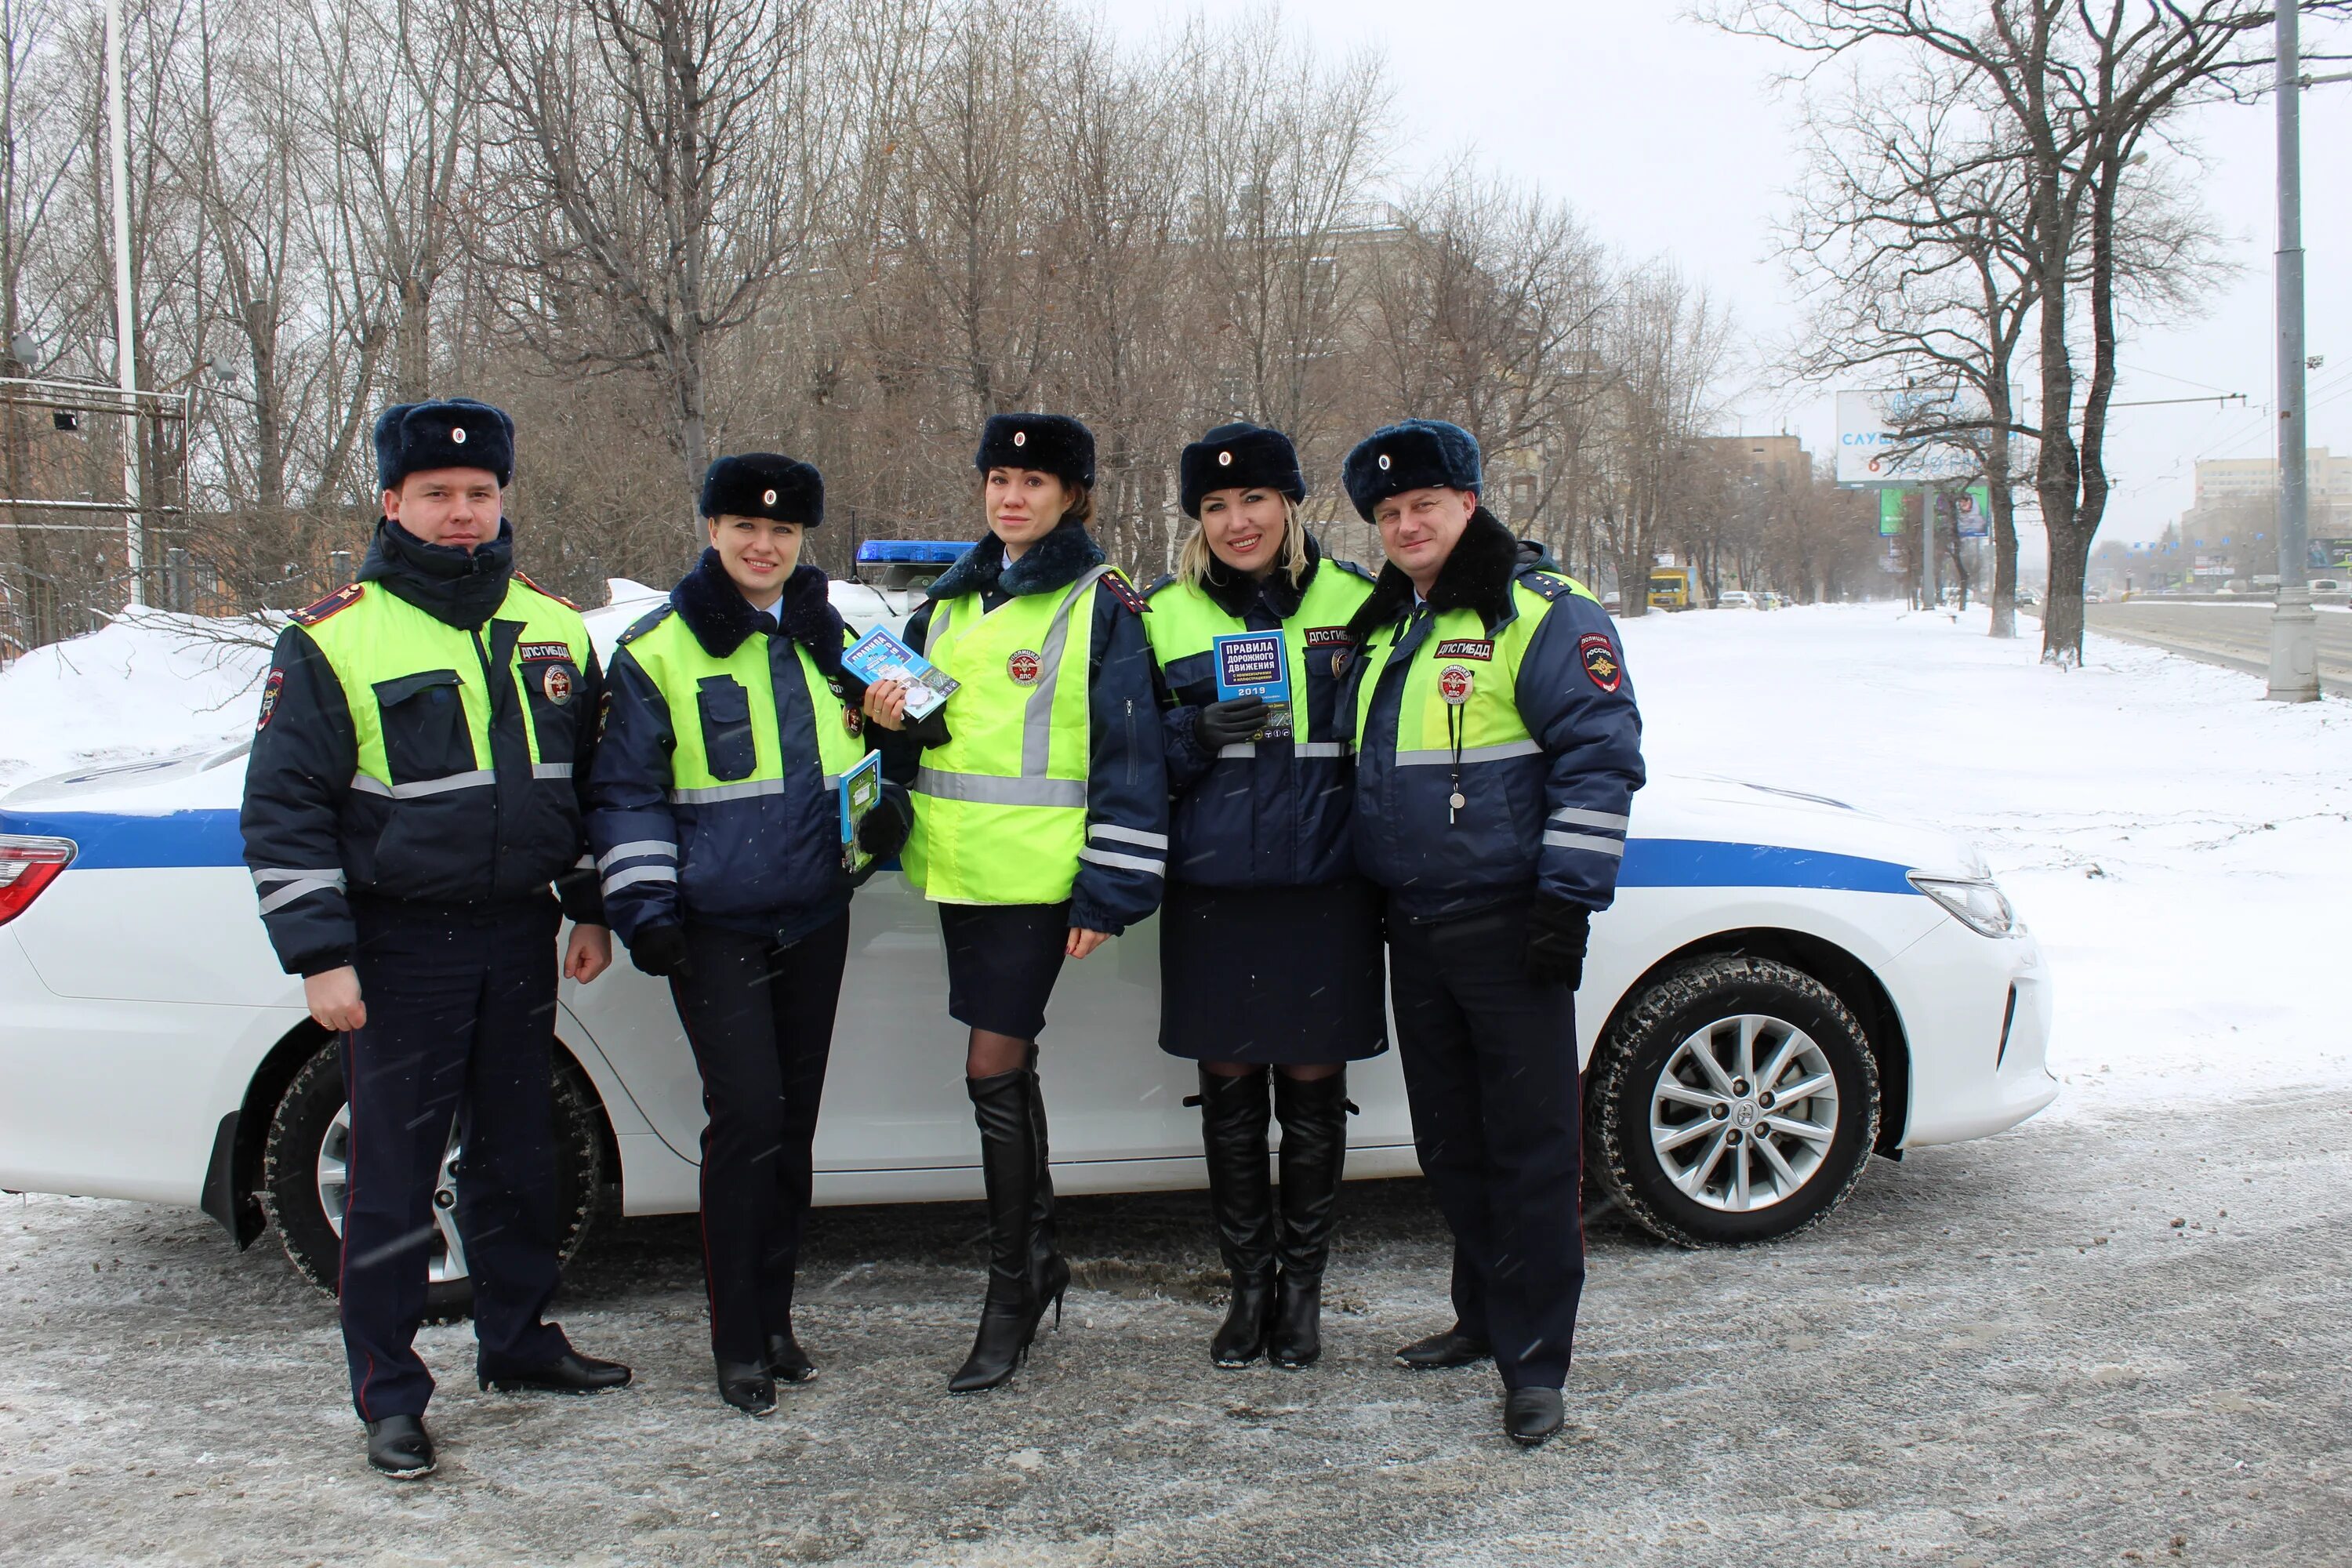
xmin=1203 ymin=1060 xmax=1340 ymax=1082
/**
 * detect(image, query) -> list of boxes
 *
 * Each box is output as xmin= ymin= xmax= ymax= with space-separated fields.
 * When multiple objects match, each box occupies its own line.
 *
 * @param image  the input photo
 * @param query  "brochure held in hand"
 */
xmin=838 ymin=750 xmax=885 ymax=874
xmin=842 ymin=626 xmax=959 ymax=721
xmin=1211 ymin=630 xmax=1294 ymax=741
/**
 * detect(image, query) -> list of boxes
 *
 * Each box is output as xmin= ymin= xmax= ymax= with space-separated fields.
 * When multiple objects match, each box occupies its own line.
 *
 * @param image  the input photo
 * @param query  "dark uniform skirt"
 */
xmin=1158 ymin=878 xmax=1388 ymax=1065
xmin=939 ymin=901 xmax=1073 ymax=1040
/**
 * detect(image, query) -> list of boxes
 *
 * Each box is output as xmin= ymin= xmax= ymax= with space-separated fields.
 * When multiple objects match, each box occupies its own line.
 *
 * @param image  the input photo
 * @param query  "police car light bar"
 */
xmin=856 ymin=540 xmax=964 ymax=564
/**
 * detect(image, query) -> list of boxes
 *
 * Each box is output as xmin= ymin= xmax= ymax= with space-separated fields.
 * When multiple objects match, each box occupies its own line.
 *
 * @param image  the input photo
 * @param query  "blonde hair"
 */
xmin=1178 ymin=494 xmax=1308 ymax=590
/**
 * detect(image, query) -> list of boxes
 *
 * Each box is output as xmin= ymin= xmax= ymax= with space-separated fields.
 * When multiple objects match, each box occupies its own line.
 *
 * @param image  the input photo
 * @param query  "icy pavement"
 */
xmin=1617 ymin=603 xmax=2352 ymax=1114
xmin=5 ymin=1091 xmax=2349 ymax=1566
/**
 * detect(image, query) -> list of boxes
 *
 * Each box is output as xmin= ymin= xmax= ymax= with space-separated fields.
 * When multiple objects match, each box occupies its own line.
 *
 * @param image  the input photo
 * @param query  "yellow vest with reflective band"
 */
xmin=1352 ymin=572 xmax=1603 ymax=769
xmin=617 ymin=612 xmax=866 ymax=803
xmin=1143 ymin=562 xmax=1374 ymax=756
xmin=905 ymin=566 xmax=1109 ymax=904
xmin=299 ymin=576 xmax=591 ymax=799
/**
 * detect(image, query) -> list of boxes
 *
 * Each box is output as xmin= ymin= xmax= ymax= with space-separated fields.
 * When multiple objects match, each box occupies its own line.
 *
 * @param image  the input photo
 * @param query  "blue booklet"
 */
xmin=1211 ymin=630 xmax=1294 ymax=740
xmin=838 ymin=750 xmax=885 ymax=873
xmin=841 ymin=626 xmax=959 ymax=720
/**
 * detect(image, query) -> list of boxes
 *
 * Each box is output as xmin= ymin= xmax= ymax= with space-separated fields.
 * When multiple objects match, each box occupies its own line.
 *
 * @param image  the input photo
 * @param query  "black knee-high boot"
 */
xmin=1197 ymin=1067 xmax=1277 ymax=1367
xmin=1270 ymin=1069 xmax=1348 ymax=1369
xmin=1023 ymin=1046 xmax=1070 ymax=1335
xmin=949 ymin=1071 xmax=1040 ymax=1393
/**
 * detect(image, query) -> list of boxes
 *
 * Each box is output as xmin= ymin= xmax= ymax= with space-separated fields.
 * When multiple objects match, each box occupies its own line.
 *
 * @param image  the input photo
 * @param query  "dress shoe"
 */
xmin=479 ymin=1348 xmax=633 ymax=1395
xmin=717 ymin=1359 xmax=778 ymax=1417
xmin=364 ymin=1414 xmax=435 ymax=1479
xmin=1504 ymin=1387 xmax=1565 ymax=1447
xmin=765 ymin=1331 xmax=816 ymax=1385
xmin=1394 ymin=1324 xmax=1494 ymax=1370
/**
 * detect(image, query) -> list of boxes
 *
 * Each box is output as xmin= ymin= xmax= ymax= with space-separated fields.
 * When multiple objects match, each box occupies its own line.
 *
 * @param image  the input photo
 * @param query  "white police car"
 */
xmin=0 ymin=586 xmax=2055 ymax=1316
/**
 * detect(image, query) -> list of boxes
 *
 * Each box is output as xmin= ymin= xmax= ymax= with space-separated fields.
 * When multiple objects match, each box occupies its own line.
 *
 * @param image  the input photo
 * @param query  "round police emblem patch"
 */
xmin=543 ymin=664 xmax=575 ymax=705
xmin=1007 ymin=649 xmax=1044 ymax=685
xmin=1439 ymin=664 xmax=1474 ymax=705
xmin=764 ymin=488 xmax=779 ymax=506
xmin=1012 ymin=430 xmax=1028 ymax=448
xmin=1218 ymin=450 xmax=1232 ymax=466
xmin=450 ymin=425 xmax=467 ymax=445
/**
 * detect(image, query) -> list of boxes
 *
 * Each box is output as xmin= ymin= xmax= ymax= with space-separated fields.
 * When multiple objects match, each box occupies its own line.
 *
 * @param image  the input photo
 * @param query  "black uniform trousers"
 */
xmin=667 ymin=913 xmax=851 ymax=1365
xmin=340 ymin=895 xmax=572 ymax=1421
xmin=1385 ymin=896 xmax=1585 ymax=1392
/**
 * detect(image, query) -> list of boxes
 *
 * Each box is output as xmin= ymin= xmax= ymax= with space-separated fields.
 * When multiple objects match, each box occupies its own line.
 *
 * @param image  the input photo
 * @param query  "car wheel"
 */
xmin=1588 ymin=954 xmax=1879 ymax=1247
xmin=260 ymin=1036 xmax=605 ymax=1322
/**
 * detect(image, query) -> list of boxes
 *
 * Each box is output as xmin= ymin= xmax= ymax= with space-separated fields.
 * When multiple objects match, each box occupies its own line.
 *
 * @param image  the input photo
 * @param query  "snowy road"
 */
xmin=5 ymin=1092 xmax=2348 ymax=1566
xmin=2083 ymin=601 xmax=2352 ymax=696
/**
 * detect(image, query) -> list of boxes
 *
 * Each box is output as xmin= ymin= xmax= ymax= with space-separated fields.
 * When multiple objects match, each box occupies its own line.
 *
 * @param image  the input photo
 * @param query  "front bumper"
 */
xmin=1891 ymin=915 xmax=2058 ymax=1147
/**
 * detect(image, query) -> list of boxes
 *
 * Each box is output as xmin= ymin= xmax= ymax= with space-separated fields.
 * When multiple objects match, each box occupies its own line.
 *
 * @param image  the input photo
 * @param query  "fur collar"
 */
xmin=670 ymin=550 xmax=845 ymax=672
xmin=923 ymin=516 xmax=1107 ymax=604
xmin=1342 ymin=506 xmax=1523 ymax=642
xmin=1197 ymin=534 xmax=1323 ymax=621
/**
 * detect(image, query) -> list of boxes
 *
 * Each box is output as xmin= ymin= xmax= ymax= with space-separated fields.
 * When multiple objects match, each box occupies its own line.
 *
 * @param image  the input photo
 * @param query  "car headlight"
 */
xmin=1907 ymin=873 xmax=2020 ymax=938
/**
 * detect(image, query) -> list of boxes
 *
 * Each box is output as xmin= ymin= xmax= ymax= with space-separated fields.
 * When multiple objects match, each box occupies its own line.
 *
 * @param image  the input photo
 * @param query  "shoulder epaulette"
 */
xmin=1514 ymin=569 xmax=1574 ymax=603
xmin=1143 ymin=572 xmax=1180 ymax=600
xmin=514 ymin=571 xmax=581 ymax=611
xmin=290 ymin=582 xmax=364 ymax=626
xmin=1330 ymin=557 xmax=1380 ymax=584
xmin=616 ymin=604 xmax=675 ymax=647
xmin=1099 ymin=568 xmax=1149 ymax=615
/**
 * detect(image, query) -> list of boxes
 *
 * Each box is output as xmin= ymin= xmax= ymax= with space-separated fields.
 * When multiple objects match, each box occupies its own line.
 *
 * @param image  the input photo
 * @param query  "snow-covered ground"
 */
xmin=1618 ymin=602 xmax=2352 ymax=1115
xmin=5 ymin=596 xmax=2347 ymax=1117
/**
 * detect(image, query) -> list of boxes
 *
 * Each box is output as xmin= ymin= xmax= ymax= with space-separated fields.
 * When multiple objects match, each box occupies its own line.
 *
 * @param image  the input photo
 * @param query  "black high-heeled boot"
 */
xmin=1197 ymin=1067 xmax=1277 ymax=1367
xmin=1269 ymin=1069 xmax=1348 ymax=1369
xmin=1024 ymin=1046 xmax=1071 ymax=1336
xmin=948 ymin=1070 xmax=1040 ymax=1394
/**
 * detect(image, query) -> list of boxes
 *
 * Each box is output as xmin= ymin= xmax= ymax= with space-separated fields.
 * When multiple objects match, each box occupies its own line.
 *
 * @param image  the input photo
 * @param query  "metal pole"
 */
xmin=103 ymin=0 xmax=141 ymax=609
xmin=2268 ymin=2 xmax=2318 ymax=701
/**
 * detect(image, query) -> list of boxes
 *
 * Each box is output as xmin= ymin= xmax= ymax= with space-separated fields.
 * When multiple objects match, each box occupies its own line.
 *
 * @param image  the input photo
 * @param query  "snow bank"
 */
xmin=0 ymin=608 xmax=270 ymax=787
xmin=1618 ymin=602 xmax=2352 ymax=1113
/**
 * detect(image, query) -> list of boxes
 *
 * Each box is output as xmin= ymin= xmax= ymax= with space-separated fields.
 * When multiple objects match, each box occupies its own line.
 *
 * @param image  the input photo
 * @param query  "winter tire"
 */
xmin=1588 ymin=954 xmax=1879 ymax=1247
xmin=260 ymin=1036 xmax=604 ymax=1322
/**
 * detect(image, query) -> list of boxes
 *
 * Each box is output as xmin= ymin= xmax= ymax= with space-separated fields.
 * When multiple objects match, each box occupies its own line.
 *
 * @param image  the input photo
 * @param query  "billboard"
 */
xmin=1835 ymin=390 xmax=1988 ymax=488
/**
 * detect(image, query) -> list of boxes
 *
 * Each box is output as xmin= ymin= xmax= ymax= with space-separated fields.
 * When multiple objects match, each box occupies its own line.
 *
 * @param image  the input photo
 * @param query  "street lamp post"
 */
xmin=2267 ymin=3 xmax=2318 ymax=701
xmin=103 ymin=0 xmax=141 ymax=608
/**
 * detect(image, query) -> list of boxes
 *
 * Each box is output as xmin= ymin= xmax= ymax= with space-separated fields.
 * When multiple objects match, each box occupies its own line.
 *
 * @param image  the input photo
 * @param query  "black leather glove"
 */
xmin=1194 ymin=695 xmax=1269 ymax=751
xmin=627 ymin=921 xmax=691 ymax=978
xmin=901 ymin=706 xmax=953 ymax=749
xmin=858 ymin=797 xmax=910 ymax=861
xmin=1524 ymin=896 xmax=1590 ymax=989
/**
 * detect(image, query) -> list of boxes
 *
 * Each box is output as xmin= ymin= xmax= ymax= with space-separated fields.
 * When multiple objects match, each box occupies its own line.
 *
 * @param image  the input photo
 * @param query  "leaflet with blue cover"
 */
xmin=1212 ymin=630 xmax=1294 ymax=740
xmin=841 ymin=626 xmax=959 ymax=720
xmin=838 ymin=750 xmax=884 ymax=873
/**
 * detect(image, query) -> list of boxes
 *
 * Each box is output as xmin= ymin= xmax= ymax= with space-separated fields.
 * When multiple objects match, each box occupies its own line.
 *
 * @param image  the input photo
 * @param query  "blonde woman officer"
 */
xmin=1142 ymin=422 xmax=1383 ymax=1370
xmin=864 ymin=412 xmax=1168 ymax=1393
xmin=588 ymin=453 xmax=909 ymax=1417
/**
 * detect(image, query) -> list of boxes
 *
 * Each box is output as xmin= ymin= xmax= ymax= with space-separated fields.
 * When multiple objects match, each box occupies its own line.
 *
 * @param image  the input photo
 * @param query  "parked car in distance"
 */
xmin=1716 ymin=590 xmax=1759 ymax=610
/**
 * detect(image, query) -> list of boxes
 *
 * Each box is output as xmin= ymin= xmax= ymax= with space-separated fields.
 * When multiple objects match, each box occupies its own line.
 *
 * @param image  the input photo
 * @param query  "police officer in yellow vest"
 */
xmin=865 ymin=412 xmax=1167 ymax=1394
xmin=1337 ymin=419 xmax=1644 ymax=1448
xmin=240 ymin=398 xmax=632 ymax=1482
xmin=587 ymin=453 xmax=908 ymax=1417
xmin=1143 ymin=422 xmax=1385 ymax=1372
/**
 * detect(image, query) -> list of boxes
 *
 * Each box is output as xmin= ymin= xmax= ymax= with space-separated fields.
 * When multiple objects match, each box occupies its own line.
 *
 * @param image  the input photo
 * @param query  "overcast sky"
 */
xmin=1094 ymin=0 xmax=2352 ymax=547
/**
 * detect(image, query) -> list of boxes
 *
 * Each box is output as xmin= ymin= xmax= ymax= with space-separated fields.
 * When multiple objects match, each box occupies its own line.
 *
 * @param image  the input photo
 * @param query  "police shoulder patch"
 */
xmin=1579 ymin=631 xmax=1623 ymax=694
xmin=1515 ymin=570 xmax=1573 ymax=603
xmin=1098 ymin=568 xmax=1149 ymax=615
xmin=616 ymin=604 xmax=675 ymax=647
xmin=1142 ymin=571 xmax=1180 ymax=601
xmin=1329 ymin=557 xmax=1381 ymax=585
xmin=289 ymin=583 xmax=363 ymax=626
xmin=514 ymin=571 xmax=580 ymax=611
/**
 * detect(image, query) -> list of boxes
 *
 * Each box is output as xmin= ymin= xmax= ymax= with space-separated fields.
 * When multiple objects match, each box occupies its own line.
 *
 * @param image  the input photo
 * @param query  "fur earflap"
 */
xmin=700 ymin=452 xmax=824 ymax=526
xmin=1179 ymin=422 xmax=1306 ymax=518
xmin=975 ymin=412 xmax=1095 ymax=488
xmin=1341 ymin=419 xmax=1482 ymax=521
xmin=375 ymin=397 xmax=514 ymax=490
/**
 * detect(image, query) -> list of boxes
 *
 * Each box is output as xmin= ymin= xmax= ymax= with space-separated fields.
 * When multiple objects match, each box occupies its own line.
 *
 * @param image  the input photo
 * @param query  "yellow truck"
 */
xmin=1647 ymin=566 xmax=1694 ymax=611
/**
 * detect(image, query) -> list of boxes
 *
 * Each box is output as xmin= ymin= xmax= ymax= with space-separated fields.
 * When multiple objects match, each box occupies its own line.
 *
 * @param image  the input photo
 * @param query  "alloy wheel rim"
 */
xmin=1649 ymin=1013 xmax=1838 ymax=1214
xmin=317 ymin=1104 xmax=470 ymax=1283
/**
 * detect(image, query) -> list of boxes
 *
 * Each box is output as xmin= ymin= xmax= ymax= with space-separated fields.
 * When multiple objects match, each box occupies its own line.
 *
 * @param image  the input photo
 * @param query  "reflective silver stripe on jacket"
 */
xmin=1542 ymin=830 xmax=1625 ymax=857
xmin=665 ymin=774 xmax=840 ymax=806
xmin=252 ymin=866 xmax=347 ymax=916
xmin=1393 ymin=739 xmax=1544 ymax=768
xmin=601 ymin=863 xmax=679 ymax=895
xmin=349 ymin=769 xmax=496 ymax=800
xmin=1087 ymin=824 xmax=1167 ymax=851
xmin=914 ymin=768 xmax=1088 ymax=808
xmin=597 ymin=840 xmax=677 ymax=870
xmin=532 ymin=762 xmax=573 ymax=782
xmin=1078 ymin=847 xmax=1164 ymax=877
xmin=1218 ymin=739 xmax=1351 ymax=760
xmin=1549 ymin=806 xmax=1630 ymax=830
xmin=1021 ymin=565 xmax=1112 ymax=777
